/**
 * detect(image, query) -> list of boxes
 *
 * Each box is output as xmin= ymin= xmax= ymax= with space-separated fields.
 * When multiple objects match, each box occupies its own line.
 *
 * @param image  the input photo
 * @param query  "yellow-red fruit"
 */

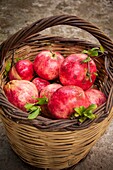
xmin=4 ymin=80 xmax=38 ymax=111
xmin=9 ymin=60 xmax=34 ymax=81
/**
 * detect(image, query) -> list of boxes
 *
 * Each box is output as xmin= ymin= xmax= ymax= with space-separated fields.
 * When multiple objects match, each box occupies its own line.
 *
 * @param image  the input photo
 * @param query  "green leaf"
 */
xmin=82 ymin=46 xmax=105 ymax=58
xmin=79 ymin=117 xmax=87 ymax=123
xmin=5 ymin=61 xmax=11 ymax=72
xmin=36 ymin=97 xmax=48 ymax=105
xmin=74 ymin=107 xmax=81 ymax=115
xmin=84 ymin=110 xmax=93 ymax=119
xmin=83 ymin=104 xmax=97 ymax=119
xmin=74 ymin=106 xmax=86 ymax=116
xmin=73 ymin=104 xmax=97 ymax=123
xmin=84 ymin=110 xmax=92 ymax=116
xmin=74 ymin=113 xmax=79 ymax=117
xmin=82 ymin=57 xmax=91 ymax=63
xmin=87 ymin=113 xmax=96 ymax=120
xmin=89 ymin=50 xmax=98 ymax=56
xmin=24 ymin=103 xmax=34 ymax=111
xmin=15 ymin=57 xmax=21 ymax=62
xmin=82 ymin=47 xmax=99 ymax=57
xmin=100 ymin=45 xmax=105 ymax=53
xmin=86 ymin=104 xmax=97 ymax=111
xmin=82 ymin=50 xmax=89 ymax=54
xmin=90 ymin=47 xmax=99 ymax=51
xmin=30 ymin=106 xmax=38 ymax=111
xmin=28 ymin=107 xmax=41 ymax=120
xmin=79 ymin=106 xmax=86 ymax=114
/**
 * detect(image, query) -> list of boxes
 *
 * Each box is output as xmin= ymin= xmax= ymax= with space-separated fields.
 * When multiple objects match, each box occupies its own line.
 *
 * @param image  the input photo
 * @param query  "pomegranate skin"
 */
xmin=32 ymin=77 xmax=50 ymax=92
xmin=9 ymin=59 xmax=34 ymax=81
xmin=40 ymin=83 xmax=62 ymax=101
xmin=4 ymin=80 xmax=39 ymax=111
xmin=40 ymin=83 xmax=62 ymax=118
xmin=48 ymin=85 xmax=90 ymax=119
xmin=85 ymin=88 xmax=107 ymax=107
xmin=34 ymin=50 xmax=64 ymax=80
xmin=59 ymin=54 xmax=97 ymax=90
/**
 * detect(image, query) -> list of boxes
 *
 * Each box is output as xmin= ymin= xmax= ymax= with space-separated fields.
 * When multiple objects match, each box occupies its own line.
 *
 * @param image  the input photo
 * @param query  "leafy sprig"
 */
xmin=82 ymin=46 xmax=105 ymax=82
xmin=35 ymin=97 xmax=48 ymax=105
xmin=82 ymin=47 xmax=99 ymax=57
xmin=4 ymin=61 xmax=11 ymax=76
xmin=82 ymin=56 xmax=91 ymax=63
xmin=4 ymin=56 xmax=24 ymax=76
xmin=24 ymin=97 xmax=48 ymax=120
xmin=71 ymin=104 xmax=97 ymax=123
xmin=82 ymin=45 xmax=105 ymax=57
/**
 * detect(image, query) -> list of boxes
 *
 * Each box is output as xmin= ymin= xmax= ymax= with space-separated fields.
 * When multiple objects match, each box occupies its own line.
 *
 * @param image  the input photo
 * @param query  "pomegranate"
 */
xmin=40 ymin=83 xmax=62 ymax=118
xmin=34 ymin=50 xmax=64 ymax=80
xmin=32 ymin=77 xmax=50 ymax=92
xmin=48 ymin=85 xmax=90 ymax=119
xmin=85 ymin=88 xmax=107 ymax=106
xmin=40 ymin=83 xmax=62 ymax=101
xmin=4 ymin=80 xmax=38 ymax=111
xmin=59 ymin=53 xmax=97 ymax=90
xmin=9 ymin=59 xmax=34 ymax=81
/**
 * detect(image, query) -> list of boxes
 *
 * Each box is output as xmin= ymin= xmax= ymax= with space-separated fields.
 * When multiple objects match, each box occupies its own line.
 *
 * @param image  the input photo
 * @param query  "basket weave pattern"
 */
xmin=0 ymin=15 xmax=113 ymax=169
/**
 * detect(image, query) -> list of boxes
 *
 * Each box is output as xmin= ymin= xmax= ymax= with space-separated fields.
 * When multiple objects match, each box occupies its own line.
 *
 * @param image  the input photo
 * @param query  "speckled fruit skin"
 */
xmin=40 ymin=83 xmax=62 ymax=118
xmin=32 ymin=77 xmax=50 ymax=92
xmin=48 ymin=85 xmax=90 ymax=119
xmin=40 ymin=83 xmax=62 ymax=101
xmin=4 ymin=80 xmax=38 ymax=111
xmin=33 ymin=50 xmax=64 ymax=80
xmin=85 ymin=88 xmax=107 ymax=106
xmin=9 ymin=60 xmax=34 ymax=81
xmin=59 ymin=53 xmax=97 ymax=90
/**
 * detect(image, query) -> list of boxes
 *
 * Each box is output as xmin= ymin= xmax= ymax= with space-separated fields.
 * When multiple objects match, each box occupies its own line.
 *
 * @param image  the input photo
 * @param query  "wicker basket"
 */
xmin=0 ymin=15 xmax=113 ymax=170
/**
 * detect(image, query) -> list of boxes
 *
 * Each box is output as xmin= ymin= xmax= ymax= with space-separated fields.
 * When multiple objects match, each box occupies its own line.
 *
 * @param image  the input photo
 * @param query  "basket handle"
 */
xmin=0 ymin=15 xmax=113 ymax=70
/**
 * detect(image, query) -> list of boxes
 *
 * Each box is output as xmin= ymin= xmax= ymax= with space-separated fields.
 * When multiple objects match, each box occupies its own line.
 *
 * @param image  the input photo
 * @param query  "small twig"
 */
xmin=87 ymin=61 xmax=92 ymax=82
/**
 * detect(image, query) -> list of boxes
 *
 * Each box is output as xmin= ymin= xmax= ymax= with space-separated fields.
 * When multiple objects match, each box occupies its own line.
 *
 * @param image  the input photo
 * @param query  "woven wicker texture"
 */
xmin=0 ymin=15 xmax=113 ymax=169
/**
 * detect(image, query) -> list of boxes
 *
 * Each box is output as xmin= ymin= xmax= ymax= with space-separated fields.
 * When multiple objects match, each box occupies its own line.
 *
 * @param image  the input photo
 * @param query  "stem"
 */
xmin=50 ymin=50 xmax=56 ymax=58
xmin=87 ymin=61 xmax=92 ymax=82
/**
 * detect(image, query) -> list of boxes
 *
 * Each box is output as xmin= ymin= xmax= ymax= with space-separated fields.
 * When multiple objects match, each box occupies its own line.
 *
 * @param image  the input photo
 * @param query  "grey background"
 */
xmin=0 ymin=0 xmax=113 ymax=170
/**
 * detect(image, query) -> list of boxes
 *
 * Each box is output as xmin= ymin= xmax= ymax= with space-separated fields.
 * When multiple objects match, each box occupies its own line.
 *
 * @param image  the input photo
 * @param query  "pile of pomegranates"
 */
xmin=4 ymin=49 xmax=107 ymax=122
